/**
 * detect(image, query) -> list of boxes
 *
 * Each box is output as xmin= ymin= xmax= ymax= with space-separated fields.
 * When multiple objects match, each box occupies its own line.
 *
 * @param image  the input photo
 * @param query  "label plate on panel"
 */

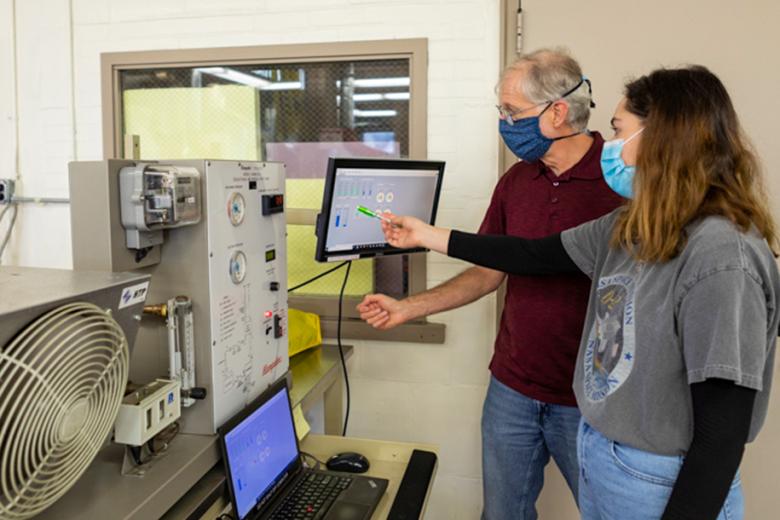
xmin=118 ymin=281 xmax=150 ymax=309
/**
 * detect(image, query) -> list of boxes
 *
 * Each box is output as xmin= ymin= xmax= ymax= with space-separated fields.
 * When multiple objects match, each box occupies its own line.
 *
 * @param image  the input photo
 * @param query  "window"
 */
xmin=102 ymin=40 xmax=443 ymax=343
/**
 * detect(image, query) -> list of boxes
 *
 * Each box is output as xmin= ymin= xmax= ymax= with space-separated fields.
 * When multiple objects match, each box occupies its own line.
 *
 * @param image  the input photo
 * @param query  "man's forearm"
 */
xmin=401 ymin=266 xmax=505 ymax=320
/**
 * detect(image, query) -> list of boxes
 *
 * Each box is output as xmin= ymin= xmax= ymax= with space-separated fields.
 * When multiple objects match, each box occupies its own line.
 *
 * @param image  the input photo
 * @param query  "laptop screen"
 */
xmin=223 ymin=385 xmax=299 ymax=520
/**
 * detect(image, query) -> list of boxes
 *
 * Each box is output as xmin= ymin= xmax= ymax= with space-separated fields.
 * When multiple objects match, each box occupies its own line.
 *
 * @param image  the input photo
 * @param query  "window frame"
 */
xmin=101 ymin=38 xmax=444 ymax=343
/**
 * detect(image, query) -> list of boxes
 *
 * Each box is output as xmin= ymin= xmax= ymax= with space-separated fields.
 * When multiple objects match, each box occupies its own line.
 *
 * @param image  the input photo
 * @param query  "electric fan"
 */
xmin=0 ymin=267 xmax=148 ymax=519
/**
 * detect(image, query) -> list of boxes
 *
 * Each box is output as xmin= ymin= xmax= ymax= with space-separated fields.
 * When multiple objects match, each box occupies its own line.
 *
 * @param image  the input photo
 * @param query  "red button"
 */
xmin=264 ymin=311 xmax=273 ymax=318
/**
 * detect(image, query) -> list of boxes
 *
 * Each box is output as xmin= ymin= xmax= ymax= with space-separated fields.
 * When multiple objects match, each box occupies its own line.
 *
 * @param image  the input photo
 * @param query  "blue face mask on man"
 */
xmin=600 ymin=128 xmax=644 ymax=199
xmin=498 ymin=77 xmax=594 ymax=162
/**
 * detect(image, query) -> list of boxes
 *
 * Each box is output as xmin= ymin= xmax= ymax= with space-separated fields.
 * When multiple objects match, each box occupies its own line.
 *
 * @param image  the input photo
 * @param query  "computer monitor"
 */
xmin=315 ymin=157 xmax=445 ymax=262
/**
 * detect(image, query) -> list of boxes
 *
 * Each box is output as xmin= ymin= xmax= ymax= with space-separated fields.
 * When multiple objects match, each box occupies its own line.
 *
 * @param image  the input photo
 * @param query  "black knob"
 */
xmin=269 ymin=281 xmax=280 ymax=291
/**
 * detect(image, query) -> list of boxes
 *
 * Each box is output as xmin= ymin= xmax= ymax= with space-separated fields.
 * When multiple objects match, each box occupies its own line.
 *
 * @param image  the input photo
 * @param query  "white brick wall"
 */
xmin=0 ymin=0 xmax=17 ymax=186
xmin=2 ymin=0 xmax=502 ymax=516
xmin=0 ymin=0 xmax=75 ymax=268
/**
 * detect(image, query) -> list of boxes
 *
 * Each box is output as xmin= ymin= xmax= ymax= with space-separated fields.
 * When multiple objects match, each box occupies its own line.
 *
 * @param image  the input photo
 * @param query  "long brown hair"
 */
xmin=611 ymin=66 xmax=777 ymax=261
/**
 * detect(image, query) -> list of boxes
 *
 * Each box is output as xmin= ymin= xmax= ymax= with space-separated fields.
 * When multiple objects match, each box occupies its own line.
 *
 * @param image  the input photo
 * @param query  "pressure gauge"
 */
xmin=229 ymin=251 xmax=247 ymax=284
xmin=227 ymin=192 xmax=246 ymax=226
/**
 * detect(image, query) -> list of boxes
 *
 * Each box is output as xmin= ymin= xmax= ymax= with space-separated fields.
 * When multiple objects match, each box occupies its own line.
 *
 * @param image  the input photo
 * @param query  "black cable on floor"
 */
xmin=337 ymin=261 xmax=352 ymax=436
xmin=288 ymin=261 xmax=349 ymax=293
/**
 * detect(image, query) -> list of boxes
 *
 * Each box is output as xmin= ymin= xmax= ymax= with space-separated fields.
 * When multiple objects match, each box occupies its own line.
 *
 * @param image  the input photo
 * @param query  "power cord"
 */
xmin=337 ymin=261 xmax=352 ymax=436
xmin=0 ymin=203 xmax=12 ymax=223
xmin=287 ymin=260 xmax=353 ymax=437
xmin=129 ymin=445 xmax=143 ymax=466
xmin=181 ymin=265 xmax=353 ymax=520
xmin=0 ymin=203 xmax=18 ymax=262
xmin=300 ymin=450 xmax=326 ymax=470
xmin=288 ymin=261 xmax=349 ymax=293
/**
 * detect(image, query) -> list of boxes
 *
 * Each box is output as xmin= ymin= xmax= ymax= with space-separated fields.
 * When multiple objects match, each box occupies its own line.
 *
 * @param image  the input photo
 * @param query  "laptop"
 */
xmin=218 ymin=377 xmax=388 ymax=520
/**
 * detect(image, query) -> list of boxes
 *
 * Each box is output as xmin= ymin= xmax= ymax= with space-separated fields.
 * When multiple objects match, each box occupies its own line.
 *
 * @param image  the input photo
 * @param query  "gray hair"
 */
xmin=501 ymin=48 xmax=592 ymax=132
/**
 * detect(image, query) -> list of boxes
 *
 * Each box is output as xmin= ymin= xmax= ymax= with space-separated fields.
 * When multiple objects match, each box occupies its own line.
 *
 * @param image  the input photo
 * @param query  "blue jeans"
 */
xmin=481 ymin=376 xmax=581 ymax=520
xmin=577 ymin=420 xmax=744 ymax=520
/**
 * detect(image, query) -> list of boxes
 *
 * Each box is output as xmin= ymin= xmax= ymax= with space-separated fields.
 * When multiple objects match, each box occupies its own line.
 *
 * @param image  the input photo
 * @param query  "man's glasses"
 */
xmin=496 ymin=77 xmax=595 ymax=126
xmin=496 ymin=102 xmax=548 ymax=126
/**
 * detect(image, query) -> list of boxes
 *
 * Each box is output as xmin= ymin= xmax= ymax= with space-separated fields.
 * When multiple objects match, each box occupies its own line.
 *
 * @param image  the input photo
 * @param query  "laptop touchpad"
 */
xmin=324 ymin=502 xmax=371 ymax=520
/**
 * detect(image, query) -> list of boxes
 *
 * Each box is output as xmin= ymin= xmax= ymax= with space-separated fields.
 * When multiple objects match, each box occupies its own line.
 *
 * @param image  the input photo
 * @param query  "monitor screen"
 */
xmin=222 ymin=386 xmax=299 ymax=520
xmin=315 ymin=157 xmax=445 ymax=262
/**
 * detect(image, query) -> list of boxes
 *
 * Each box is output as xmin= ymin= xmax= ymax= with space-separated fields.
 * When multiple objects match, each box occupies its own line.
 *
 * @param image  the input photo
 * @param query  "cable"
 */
xmin=0 ymin=204 xmax=19 ymax=263
xmin=288 ymin=261 xmax=349 ymax=293
xmin=300 ymin=451 xmax=325 ymax=470
xmin=11 ymin=1 xmax=20 ymax=185
xmin=67 ymin=0 xmax=78 ymax=162
xmin=337 ymin=261 xmax=352 ymax=436
xmin=134 ymin=246 xmax=152 ymax=263
xmin=10 ymin=196 xmax=70 ymax=204
xmin=0 ymin=203 xmax=11 ymax=224
xmin=286 ymin=258 xmax=353 ymax=435
xmin=129 ymin=445 xmax=143 ymax=466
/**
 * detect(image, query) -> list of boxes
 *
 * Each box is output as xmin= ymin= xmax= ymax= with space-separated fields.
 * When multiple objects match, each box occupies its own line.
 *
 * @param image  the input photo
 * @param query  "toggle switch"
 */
xmin=274 ymin=315 xmax=283 ymax=339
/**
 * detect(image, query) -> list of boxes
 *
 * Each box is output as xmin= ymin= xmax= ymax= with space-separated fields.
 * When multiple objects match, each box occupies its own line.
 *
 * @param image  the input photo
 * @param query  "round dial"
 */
xmin=227 ymin=192 xmax=246 ymax=226
xmin=229 ymin=251 xmax=247 ymax=284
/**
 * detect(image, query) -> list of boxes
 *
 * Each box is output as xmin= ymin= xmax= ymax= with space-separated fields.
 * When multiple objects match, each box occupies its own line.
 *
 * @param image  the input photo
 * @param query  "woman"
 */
xmin=363 ymin=66 xmax=779 ymax=520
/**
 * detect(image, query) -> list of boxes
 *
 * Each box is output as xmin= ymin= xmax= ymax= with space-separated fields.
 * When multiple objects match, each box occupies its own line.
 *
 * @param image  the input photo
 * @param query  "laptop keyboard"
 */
xmin=270 ymin=472 xmax=353 ymax=520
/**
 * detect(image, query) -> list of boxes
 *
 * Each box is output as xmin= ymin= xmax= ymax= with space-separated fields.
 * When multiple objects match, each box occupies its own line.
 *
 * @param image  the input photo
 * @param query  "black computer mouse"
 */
xmin=326 ymin=452 xmax=370 ymax=473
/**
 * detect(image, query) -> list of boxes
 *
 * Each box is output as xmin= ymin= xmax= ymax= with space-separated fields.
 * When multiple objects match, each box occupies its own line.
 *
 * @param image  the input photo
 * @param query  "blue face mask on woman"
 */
xmin=601 ymin=128 xmax=644 ymax=199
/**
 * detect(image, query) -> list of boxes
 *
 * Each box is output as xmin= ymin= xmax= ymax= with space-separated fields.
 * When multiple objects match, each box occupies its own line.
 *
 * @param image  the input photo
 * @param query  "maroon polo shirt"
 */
xmin=479 ymin=132 xmax=623 ymax=406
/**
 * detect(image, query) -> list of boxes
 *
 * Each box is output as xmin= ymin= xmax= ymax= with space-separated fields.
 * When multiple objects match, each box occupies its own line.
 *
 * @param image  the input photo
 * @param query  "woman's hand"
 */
xmin=381 ymin=214 xmax=427 ymax=249
xmin=380 ymin=214 xmax=451 ymax=254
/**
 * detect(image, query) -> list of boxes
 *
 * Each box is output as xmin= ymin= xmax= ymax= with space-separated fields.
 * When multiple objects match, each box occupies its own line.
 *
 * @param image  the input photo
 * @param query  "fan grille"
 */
xmin=0 ymin=302 xmax=129 ymax=519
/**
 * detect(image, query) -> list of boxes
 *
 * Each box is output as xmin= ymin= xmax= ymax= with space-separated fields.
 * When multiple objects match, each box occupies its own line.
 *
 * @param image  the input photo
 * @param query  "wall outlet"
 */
xmin=0 ymin=179 xmax=14 ymax=204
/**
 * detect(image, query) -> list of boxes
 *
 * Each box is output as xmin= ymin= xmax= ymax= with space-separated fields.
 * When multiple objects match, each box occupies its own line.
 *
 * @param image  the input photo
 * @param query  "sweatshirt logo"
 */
xmin=584 ymin=273 xmax=636 ymax=401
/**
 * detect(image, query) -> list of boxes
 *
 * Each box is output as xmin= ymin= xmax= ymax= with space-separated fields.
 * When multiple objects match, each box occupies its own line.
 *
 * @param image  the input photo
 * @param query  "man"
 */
xmin=357 ymin=49 xmax=623 ymax=519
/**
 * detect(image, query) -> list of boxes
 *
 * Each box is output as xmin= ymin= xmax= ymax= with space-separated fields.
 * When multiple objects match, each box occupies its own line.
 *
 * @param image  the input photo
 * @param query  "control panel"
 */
xmin=204 ymin=161 xmax=288 ymax=430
